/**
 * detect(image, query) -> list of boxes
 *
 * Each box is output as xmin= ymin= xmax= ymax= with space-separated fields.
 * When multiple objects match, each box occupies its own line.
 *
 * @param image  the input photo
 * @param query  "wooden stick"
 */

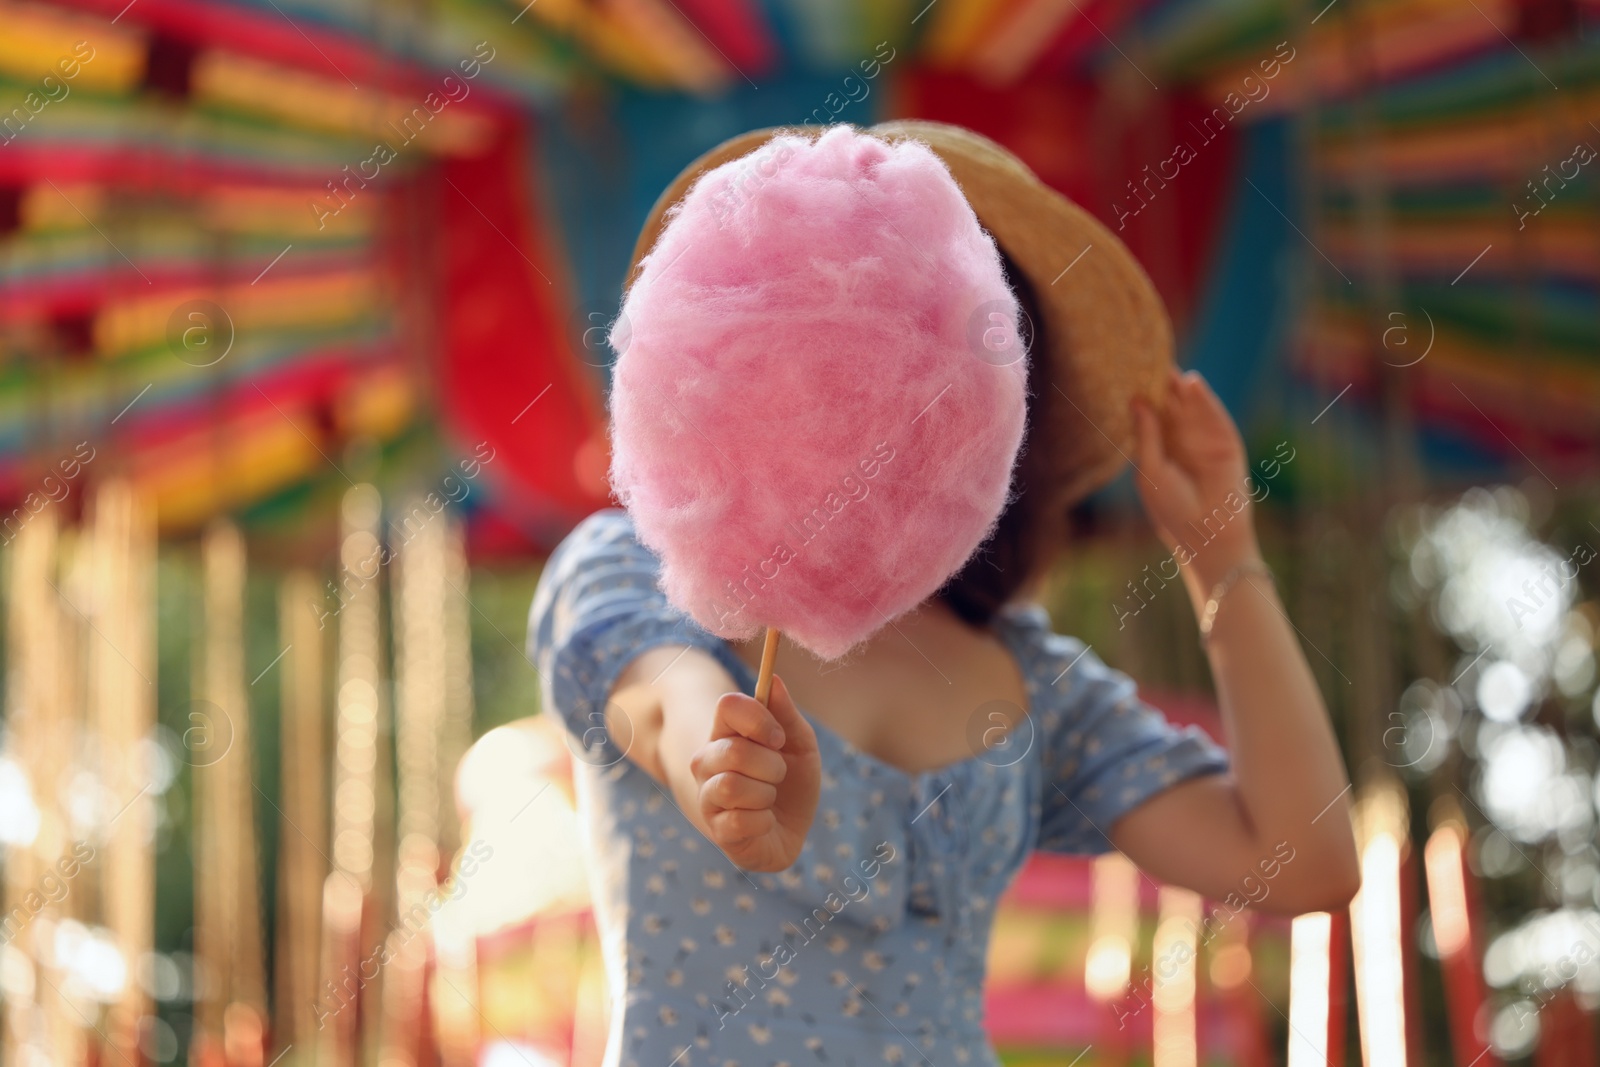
xmin=753 ymin=627 xmax=781 ymax=706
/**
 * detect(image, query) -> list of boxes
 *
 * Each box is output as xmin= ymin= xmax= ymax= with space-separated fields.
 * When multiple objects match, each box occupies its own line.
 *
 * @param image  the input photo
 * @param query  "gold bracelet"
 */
xmin=1197 ymin=560 xmax=1273 ymax=647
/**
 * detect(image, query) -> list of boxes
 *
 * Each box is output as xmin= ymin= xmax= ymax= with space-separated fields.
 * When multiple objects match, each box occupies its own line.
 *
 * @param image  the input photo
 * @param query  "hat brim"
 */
xmin=622 ymin=121 xmax=1173 ymax=506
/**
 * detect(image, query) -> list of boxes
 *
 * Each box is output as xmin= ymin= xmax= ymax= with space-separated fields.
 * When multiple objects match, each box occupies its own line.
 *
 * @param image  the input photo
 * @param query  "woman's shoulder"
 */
xmin=545 ymin=507 xmax=646 ymax=570
xmin=528 ymin=509 xmax=736 ymax=740
xmin=528 ymin=508 xmax=670 ymax=654
xmin=993 ymin=601 xmax=1149 ymax=725
xmin=994 ymin=601 xmax=1095 ymax=684
xmin=999 ymin=601 xmax=1231 ymax=853
xmin=534 ymin=509 xmax=667 ymax=605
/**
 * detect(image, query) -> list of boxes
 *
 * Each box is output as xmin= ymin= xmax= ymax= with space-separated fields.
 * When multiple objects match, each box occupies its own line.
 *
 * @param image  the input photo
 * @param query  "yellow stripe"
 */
xmin=193 ymin=50 xmax=497 ymax=154
xmin=141 ymin=366 xmax=415 ymax=530
xmin=0 ymin=2 xmax=145 ymax=92
xmin=95 ymin=270 xmax=382 ymax=358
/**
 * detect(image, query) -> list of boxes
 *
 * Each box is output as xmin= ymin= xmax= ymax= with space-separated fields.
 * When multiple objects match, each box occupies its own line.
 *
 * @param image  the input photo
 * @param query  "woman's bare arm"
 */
xmin=1110 ymin=370 xmax=1360 ymax=915
xmin=607 ymin=647 xmax=820 ymax=871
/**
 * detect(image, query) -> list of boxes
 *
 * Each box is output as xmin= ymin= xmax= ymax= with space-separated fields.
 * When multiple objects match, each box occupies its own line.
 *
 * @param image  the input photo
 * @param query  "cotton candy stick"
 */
xmin=753 ymin=627 xmax=781 ymax=707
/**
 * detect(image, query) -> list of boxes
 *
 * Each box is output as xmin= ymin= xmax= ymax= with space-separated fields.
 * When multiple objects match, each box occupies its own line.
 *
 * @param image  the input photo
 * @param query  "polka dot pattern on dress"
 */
xmin=528 ymin=511 xmax=1229 ymax=1066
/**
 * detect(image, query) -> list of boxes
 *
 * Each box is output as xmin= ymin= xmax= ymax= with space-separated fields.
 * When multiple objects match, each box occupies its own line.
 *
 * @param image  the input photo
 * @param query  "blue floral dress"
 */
xmin=527 ymin=510 xmax=1229 ymax=1067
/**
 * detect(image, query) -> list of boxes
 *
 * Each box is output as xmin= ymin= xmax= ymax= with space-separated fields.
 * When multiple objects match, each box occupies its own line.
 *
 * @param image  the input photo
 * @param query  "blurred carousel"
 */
xmin=2 ymin=0 xmax=1599 ymax=1065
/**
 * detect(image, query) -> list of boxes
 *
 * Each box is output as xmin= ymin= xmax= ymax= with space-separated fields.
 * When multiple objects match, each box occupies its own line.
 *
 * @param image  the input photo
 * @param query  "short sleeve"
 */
xmin=1006 ymin=606 xmax=1231 ymax=856
xmin=528 ymin=510 xmax=912 ymax=932
xmin=526 ymin=509 xmax=746 ymax=766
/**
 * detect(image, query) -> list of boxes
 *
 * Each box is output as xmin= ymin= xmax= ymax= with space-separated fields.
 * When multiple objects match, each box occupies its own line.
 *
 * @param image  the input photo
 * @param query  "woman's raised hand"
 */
xmin=690 ymin=675 xmax=821 ymax=872
xmin=1131 ymin=368 xmax=1261 ymax=591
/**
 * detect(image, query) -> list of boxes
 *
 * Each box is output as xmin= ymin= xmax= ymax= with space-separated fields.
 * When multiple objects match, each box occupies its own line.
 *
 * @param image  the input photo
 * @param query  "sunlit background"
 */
xmin=0 ymin=0 xmax=1597 ymax=1064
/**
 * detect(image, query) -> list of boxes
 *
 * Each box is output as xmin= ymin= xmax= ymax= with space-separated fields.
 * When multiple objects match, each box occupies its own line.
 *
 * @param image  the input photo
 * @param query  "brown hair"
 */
xmin=937 ymin=248 xmax=1078 ymax=626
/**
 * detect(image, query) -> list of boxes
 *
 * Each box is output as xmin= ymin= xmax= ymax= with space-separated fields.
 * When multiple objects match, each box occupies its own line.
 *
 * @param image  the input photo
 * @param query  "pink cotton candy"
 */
xmin=608 ymin=125 xmax=1027 ymax=660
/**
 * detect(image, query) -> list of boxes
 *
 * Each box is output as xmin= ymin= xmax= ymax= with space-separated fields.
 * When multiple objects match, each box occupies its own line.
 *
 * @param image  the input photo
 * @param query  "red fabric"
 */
xmin=668 ymin=0 xmax=777 ymax=75
xmin=1034 ymin=0 xmax=1152 ymax=72
xmin=0 ymin=145 xmax=331 ymax=194
xmin=1536 ymin=991 xmax=1598 ymax=1067
xmin=1437 ymin=836 xmax=1499 ymax=1067
xmin=1328 ymin=910 xmax=1351 ymax=1067
xmin=438 ymin=123 xmax=610 ymax=550
xmin=892 ymin=69 xmax=1237 ymax=332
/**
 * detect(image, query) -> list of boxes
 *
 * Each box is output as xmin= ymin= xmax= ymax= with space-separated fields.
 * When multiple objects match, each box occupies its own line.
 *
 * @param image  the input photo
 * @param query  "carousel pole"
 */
xmin=321 ymin=484 xmax=386 ymax=1067
xmin=1423 ymin=799 xmax=1498 ymax=1067
xmin=2 ymin=512 xmax=68 ymax=1065
xmin=433 ymin=519 xmax=481 ymax=1067
xmin=89 ymin=480 xmax=157 ymax=1064
xmin=1288 ymin=910 xmax=1349 ymax=1067
xmin=1150 ymin=888 xmax=1203 ymax=1067
xmin=1330 ymin=0 xmax=1429 ymax=1063
xmin=438 ymin=520 xmax=474 ymax=859
xmin=1084 ymin=852 xmax=1142 ymax=1066
xmin=382 ymin=500 xmax=451 ymax=1066
xmin=194 ymin=520 xmax=268 ymax=1065
xmin=275 ymin=571 xmax=328 ymax=1066
xmin=1348 ymin=780 xmax=1413 ymax=1067
xmin=54 ymin=524 xmax=89 ymax=1065
xmin=1280 ymin=0 xmax=1358 ymax=1055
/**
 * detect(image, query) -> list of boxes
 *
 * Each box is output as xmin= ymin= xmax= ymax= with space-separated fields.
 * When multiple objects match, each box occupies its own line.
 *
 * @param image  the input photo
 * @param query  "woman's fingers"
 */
xmin=1133 ymin=399 xmax=1188 ymax=498
xmin=708 ymin=690 xmax=786 ymax=748
xmin=701 ymin=771 xmax=778 ymax=812
xmin=1150 ymin=370 xmax=1238 ymax=466
xmin=1194 ymin=375 xmax=1246 ymax=448
xmin=707 ymin=807 xmax=777 ymax=846
xmin=690 ymin=735 xmax=788 ymax=786
xmin=1133 ymin=399 xmax=1167 ymax=472
xmin=691 ymin=672 xmax=822 ymax=869
xmin=762 ymin=676 xmax=818 ymax=755
xmin=706 ymin=677 xmax=817 ymax=757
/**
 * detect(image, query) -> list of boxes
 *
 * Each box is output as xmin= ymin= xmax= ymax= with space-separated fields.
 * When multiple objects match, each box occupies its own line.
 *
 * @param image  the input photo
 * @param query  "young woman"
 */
xmin=528 ymin=122 xmax=1359 ymax=1067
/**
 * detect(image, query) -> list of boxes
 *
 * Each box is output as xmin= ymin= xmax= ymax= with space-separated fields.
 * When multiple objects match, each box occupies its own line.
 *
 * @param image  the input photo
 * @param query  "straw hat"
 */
xmin=622 ymin=120 xmax=1172 ymax=507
